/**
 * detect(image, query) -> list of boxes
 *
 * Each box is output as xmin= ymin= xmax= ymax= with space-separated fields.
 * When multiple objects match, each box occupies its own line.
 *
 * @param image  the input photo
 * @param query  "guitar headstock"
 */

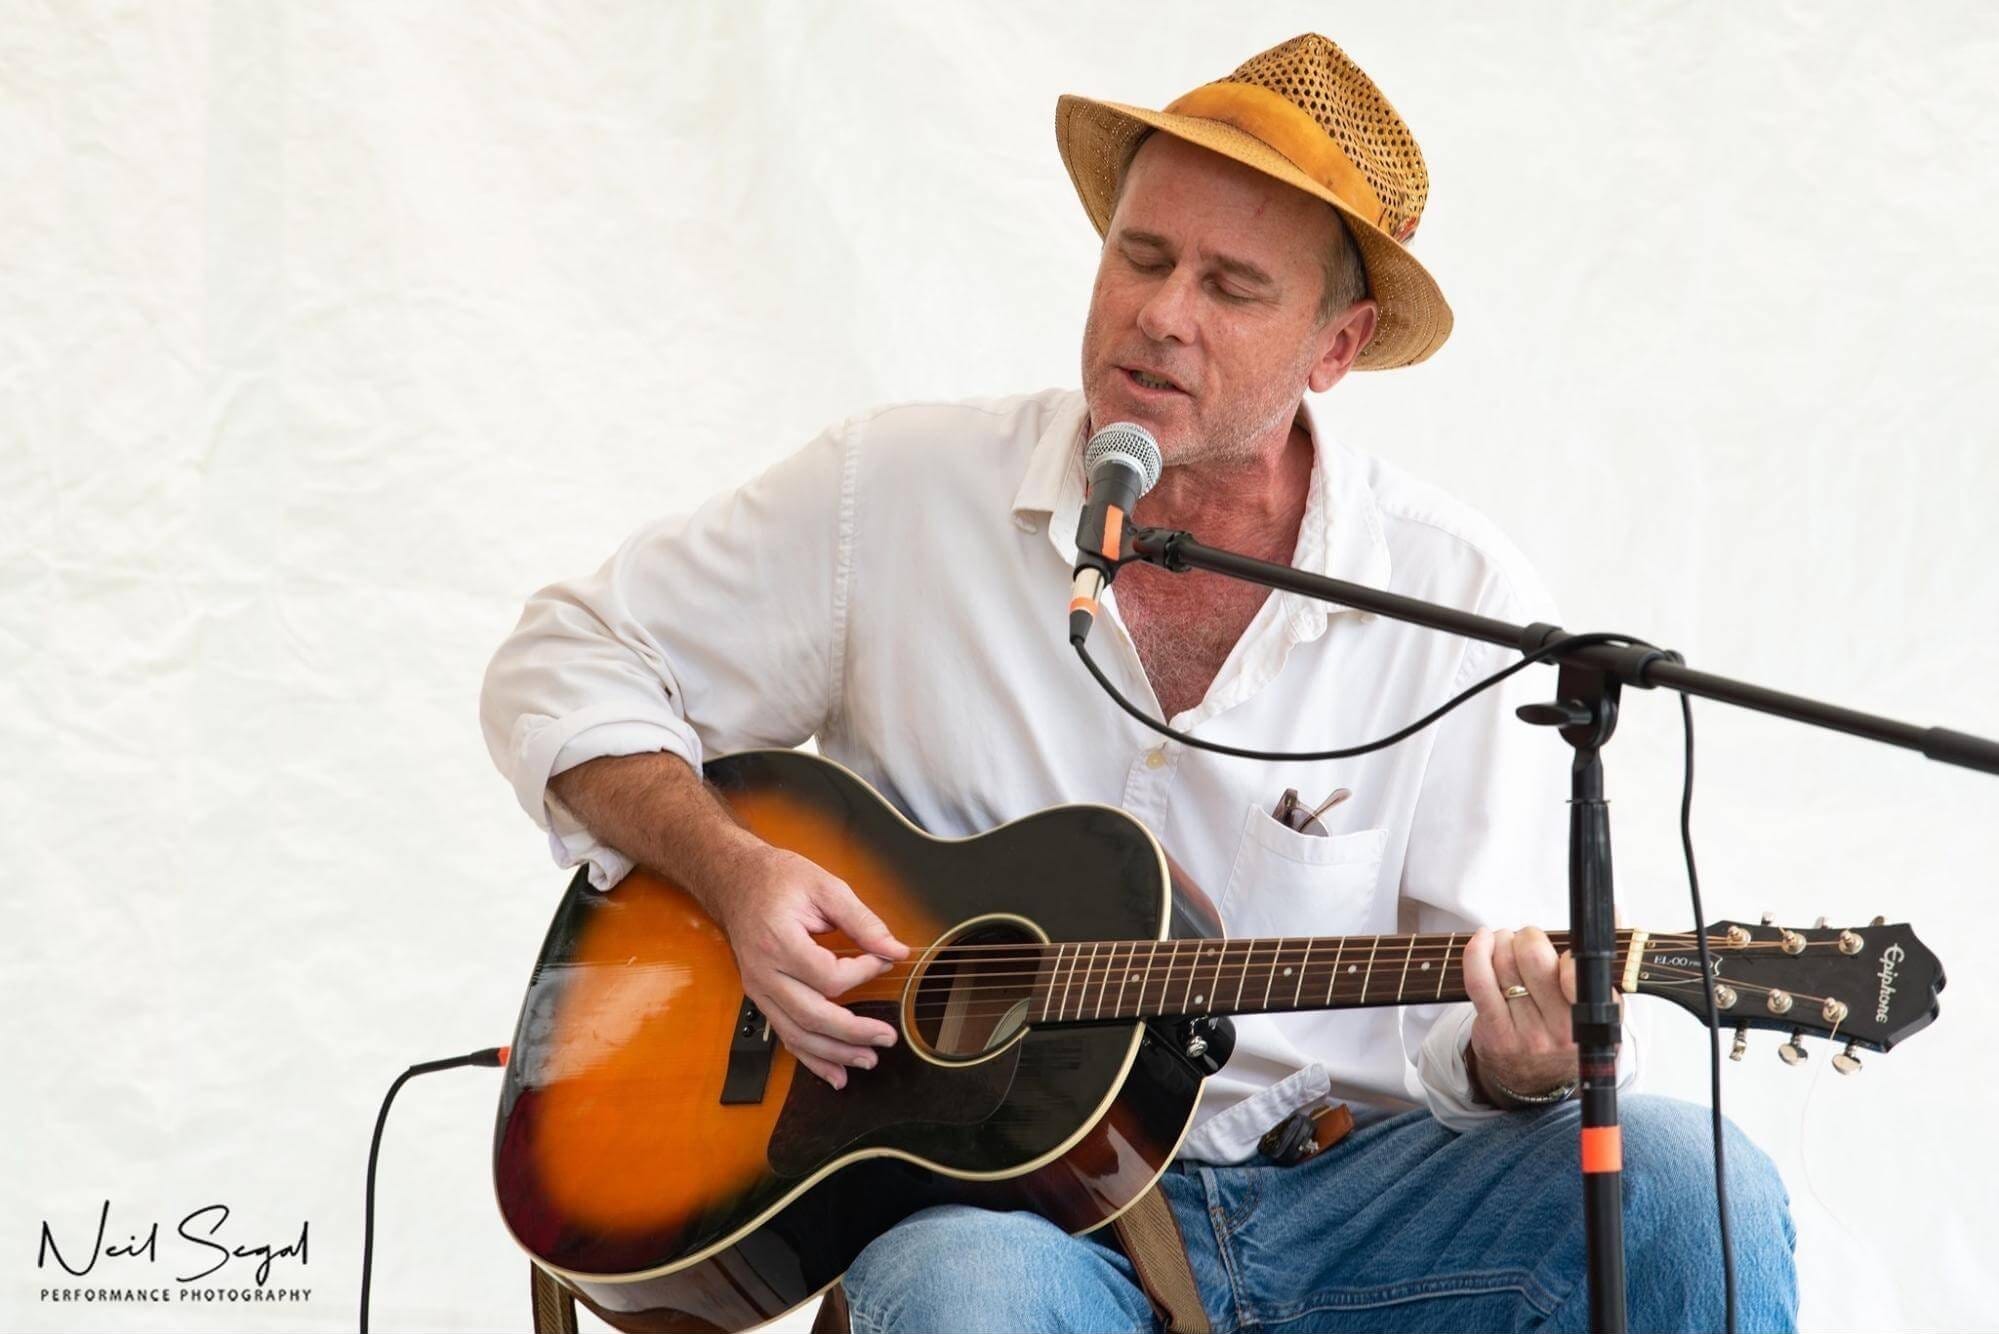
xmin=1629 ymin=918 xmax=1944 ymax=1069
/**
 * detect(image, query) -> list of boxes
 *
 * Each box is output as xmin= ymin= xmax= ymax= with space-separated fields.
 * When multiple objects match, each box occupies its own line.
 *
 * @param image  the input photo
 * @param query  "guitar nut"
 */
xmin=1822 ymin=998 xmax=1848 ymax=1024
xmin=1766 ymin=990 xmax=1793 ymax=1015
xmin=1779 ymin=930 xmax=1806 ymax=956
xmin=1838 ymin=931 xmax=1863 ymax=955
xmin=1712 ymin=984 xmax=1737 ymax=1010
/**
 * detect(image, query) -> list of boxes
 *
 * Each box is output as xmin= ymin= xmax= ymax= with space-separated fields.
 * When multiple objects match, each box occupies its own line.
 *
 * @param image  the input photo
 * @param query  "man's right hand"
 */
xmin=705 ymin=841 xmax=912 ymax=1091
xmin=543 ymin=751 xmax=911 ymax=1091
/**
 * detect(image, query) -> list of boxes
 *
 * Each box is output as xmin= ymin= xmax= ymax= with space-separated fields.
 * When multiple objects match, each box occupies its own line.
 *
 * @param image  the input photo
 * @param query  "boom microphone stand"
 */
xmin=1113 ymin=522 xmax=1999 ymax=1334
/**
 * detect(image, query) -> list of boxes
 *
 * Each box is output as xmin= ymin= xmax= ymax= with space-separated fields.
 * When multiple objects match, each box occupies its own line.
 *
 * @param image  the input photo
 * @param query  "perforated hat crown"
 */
xmin=1056 ymin=33 xmax=1451 ymax=370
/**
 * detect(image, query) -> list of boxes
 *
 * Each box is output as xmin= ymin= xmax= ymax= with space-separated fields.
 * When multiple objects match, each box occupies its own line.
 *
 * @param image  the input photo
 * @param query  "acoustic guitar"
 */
xmin=493 ymin=748 xmax=1943 ymax=1333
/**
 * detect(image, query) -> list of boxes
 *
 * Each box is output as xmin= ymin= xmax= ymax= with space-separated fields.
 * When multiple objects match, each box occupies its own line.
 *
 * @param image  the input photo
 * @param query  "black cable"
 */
xmin=360 ymin=1046 xmax=508 ymax=1334
xmin=1674 ymin=680 xmax=1737 ymax=1334
xmin=1072 ymin=627 xmax=1738 ymax=1326
xmin=1072 ymin=629 xmax=1651 ymax=762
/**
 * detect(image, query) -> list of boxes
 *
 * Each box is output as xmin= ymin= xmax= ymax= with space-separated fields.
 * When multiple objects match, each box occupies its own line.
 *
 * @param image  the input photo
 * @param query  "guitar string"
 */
xmin=812 ymin=945 xmax=1847 ymax=992
xmin=813 ymin=932 xmax=1645 ymax=954
xmin=843 ymin=953 xmax=1848 ymax=1025
xmin=852 ymin=954 xmax=1498 ymax=1020
xmin=819 ymin=944 xmax=1863 ymax=1016
xmin=839 ymin=952 xmax=1555 ymax=1001
xmin=716 ymin=932 xmax=1870 ymax=1021
xmin=812 ymin=931 xmax=1856 ymax=960
xmin=804 ymin=925 xmax=1876 ymax=952
xmin=872 ymin=970 xmax=1850 ymax=1029
xmin=846 ymin=952 xmax=1856 ymax=1024
xmin=850 ymin=952 xmax=1723 ymax=1005
xmin=847 ymin=948 xmax=1855 ymax=1000
xmin=806 ymin=935 xmax=1861 ymax=990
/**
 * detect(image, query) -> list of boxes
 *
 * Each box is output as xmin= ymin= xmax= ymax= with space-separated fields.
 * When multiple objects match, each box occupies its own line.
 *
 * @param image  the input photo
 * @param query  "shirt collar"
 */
xmin=1009 ymin=390 xmax=1091 ymax=565
xmin=1011 ymin=390 xmax=1393 ymax=635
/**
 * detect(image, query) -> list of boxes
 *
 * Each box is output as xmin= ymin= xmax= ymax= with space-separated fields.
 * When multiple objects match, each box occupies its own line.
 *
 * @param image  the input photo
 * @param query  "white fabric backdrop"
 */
xmin=4 ymin=3 xmax=1994 ymax=1331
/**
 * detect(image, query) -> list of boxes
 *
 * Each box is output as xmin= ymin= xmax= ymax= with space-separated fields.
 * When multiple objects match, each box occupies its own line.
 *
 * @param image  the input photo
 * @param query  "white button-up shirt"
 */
xmin=479 ymin=386 xmax=1638 ymax=1163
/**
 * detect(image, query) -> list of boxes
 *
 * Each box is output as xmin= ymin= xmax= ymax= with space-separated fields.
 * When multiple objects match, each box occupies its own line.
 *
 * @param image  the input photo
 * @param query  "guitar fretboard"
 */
xmin=1023 ymin=931 xmax=1634 ymax=1023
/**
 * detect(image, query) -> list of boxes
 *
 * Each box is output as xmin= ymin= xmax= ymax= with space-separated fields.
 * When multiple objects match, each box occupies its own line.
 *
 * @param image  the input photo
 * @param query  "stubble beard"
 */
xmin=1149 ymin=346 xmax=1315 ymax=472
xmin=1174 ymin=376 xmax=1302 ymax=470
xmin=1082 ymin=307 xmax=1314 ymax=472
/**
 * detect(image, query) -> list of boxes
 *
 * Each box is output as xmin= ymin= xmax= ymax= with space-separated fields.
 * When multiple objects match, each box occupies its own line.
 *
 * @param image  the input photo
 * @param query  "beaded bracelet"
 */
xmin=1466 ymin=1043 xmax=1578 ymax=1108
xmin=1488 ymin=1074 xmax=1578 ymax=1105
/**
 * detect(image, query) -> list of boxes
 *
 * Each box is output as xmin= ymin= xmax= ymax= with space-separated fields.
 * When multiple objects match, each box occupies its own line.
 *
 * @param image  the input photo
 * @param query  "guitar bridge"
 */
xmin=720 ymin=996 xmax=775 ymax=1104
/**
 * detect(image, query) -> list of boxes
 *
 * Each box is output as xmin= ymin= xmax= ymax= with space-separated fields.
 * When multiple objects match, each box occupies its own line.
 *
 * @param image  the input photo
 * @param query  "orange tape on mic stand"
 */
xmin=1580 ymin=1124 xmax=1622 ymax=1174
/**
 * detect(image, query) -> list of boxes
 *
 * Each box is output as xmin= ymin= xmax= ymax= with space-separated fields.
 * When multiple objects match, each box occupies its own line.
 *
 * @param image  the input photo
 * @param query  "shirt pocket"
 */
xmin=1217 ymin=800 xmax=1390 ymax=940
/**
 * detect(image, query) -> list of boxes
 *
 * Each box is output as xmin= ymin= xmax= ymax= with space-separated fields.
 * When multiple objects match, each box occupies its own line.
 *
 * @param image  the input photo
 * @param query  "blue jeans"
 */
xmin=843 ymin=1094 xmax=1797 ymax=1333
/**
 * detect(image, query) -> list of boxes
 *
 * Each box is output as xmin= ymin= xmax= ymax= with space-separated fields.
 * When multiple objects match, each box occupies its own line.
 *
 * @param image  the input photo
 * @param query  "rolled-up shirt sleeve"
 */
xmin=479 ymin=418 xmax=859 ymax=889
xmin=1394 ymin=593 xmax=1642 ymax=1131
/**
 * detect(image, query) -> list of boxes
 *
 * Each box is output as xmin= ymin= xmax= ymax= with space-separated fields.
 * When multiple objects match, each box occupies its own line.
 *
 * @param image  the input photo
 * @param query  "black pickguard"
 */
xmin=767 ymin=1001 xmax=1023 ymax=1178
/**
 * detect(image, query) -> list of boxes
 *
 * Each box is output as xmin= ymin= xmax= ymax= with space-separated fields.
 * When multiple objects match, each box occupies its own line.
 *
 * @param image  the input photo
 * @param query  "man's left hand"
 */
xmin=1461 ymin=925 xmax=1610 ymax=1104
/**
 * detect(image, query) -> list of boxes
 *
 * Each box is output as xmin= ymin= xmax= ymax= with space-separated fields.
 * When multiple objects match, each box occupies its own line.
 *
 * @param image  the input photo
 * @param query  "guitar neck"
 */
xmin=1026 ymin=930 xmax=1643 ymax=1024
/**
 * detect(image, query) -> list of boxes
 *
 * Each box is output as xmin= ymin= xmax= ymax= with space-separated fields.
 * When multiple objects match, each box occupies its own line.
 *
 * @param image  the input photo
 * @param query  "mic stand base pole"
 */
xmin=1522 ymin=661 xmax=1628 ymax=1334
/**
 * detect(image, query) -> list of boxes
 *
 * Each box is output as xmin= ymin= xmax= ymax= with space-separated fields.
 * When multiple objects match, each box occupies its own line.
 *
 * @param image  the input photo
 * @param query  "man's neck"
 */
xmin=1128 ymin=416 xmax=1316 ymax=557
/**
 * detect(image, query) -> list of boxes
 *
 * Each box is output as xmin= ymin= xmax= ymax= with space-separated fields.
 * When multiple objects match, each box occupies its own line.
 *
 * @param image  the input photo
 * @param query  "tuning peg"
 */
xmin=1777 ymin=1029 xmax=1809 ymax=1065
xmin=1728 ymin=1022 xmax=1749 ymax=1062
xmin=1760 ymin=912 xmax=1776 ymax=925
xmin=1870 ymin=915 xmax=1885 ymax=926
xmin=1832 ymin=1042 xmax=1864 ymax=1075
xmin=1813 ymin=916 xmax=1828 ymax=928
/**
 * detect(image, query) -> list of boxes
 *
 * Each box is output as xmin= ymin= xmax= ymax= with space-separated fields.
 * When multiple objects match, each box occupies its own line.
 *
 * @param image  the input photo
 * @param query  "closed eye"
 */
xmin=1125 ymin=255 xmax=1253 ymax=302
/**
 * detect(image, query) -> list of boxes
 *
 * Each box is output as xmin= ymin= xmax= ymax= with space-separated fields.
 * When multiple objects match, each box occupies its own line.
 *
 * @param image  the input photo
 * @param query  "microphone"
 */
xmin=1069 ymin=421 xmax=1163 ymax=645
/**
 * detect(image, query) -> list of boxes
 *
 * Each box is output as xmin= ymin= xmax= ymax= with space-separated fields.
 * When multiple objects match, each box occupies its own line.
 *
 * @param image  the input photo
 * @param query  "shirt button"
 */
xmin=1013 ymin=515 xmax=1039 ymax=533
xmin=1145 ymin=747 xmax=1167 ymax=769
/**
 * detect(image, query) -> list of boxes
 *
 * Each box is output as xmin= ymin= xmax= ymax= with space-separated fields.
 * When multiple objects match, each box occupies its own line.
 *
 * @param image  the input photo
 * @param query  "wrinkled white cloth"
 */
xmin=479 ymin=385 xmax=1637 ymax=1162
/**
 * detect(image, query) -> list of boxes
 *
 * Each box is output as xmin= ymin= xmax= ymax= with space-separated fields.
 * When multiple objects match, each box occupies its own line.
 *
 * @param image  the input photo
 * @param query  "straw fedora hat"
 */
xmin=1055 ymin=33 xmax=1450 ymax=370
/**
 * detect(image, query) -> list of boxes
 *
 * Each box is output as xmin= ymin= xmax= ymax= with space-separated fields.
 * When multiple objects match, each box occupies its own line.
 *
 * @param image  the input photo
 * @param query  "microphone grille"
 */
xmin=1084 ymin=422 xmax=1164 ymax=493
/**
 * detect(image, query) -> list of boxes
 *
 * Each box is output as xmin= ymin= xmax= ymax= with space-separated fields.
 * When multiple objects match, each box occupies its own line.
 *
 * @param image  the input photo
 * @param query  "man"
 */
xmin=481 ymin=32 xmax=1796 ymax=1333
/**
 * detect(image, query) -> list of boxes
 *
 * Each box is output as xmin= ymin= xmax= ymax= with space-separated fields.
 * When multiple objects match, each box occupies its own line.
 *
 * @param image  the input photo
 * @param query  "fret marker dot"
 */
xmin=1194 ymin=994 xmax=1205 ymax=1005
xmin=1348 ymin=964 xmax=1357 ymax=973
xmin=1420 ymin=961 xmax=1431 ymax=971
xmin=1282 ymin=967 xmax=1293 ymax=976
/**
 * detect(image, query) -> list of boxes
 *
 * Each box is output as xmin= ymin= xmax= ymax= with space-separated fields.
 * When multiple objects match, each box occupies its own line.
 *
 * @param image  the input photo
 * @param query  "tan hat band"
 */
xmin=1162 ymin=81 xmax=1389 ymax=231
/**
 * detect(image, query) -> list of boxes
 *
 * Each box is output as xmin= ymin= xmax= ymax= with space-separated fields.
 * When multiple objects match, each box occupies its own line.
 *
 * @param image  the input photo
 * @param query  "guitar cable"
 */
xmin=1073 ymin=631 xmax=1739 ymax=1334
xmin=359 ymin=1044 xmax=510 ymax=1334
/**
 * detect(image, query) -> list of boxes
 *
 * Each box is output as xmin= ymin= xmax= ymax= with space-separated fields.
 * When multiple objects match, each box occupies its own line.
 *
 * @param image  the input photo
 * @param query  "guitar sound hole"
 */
xmin=906 ymin=917 xmax=1042 ymax=1063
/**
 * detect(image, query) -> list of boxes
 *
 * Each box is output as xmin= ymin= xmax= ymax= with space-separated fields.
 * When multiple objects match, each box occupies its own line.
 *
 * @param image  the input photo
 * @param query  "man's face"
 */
xmin=1079 ymin=133 xmax=1371 ymax=468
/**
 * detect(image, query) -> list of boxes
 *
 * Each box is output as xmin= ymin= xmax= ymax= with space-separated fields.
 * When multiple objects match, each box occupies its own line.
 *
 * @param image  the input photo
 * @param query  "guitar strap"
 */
xmin=1114 ymin=1101 xmax=1358 ymax=1333
xmin=1112 ymin=1186 xmax=1211 ymax=1334
xmin=528 ymin=1262 xmax=578 ymax=1334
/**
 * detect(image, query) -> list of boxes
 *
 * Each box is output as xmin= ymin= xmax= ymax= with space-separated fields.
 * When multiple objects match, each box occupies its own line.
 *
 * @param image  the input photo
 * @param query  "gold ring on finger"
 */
xmin=1502 ymin=984 xmax=1532 ymax=1001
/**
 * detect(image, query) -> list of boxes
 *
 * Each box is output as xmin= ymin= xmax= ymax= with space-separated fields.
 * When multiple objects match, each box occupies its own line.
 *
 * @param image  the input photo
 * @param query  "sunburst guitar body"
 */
xmin=492 ymin=748 xmax=1944 ymax=1332
xmin=494 ymin=749 xmax=1218 ymax=1331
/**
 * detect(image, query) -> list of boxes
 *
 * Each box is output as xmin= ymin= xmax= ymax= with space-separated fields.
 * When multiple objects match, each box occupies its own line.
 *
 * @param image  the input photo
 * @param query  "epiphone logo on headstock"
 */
xmin=1876 ymin=943 xmax=1905 ymax=1024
